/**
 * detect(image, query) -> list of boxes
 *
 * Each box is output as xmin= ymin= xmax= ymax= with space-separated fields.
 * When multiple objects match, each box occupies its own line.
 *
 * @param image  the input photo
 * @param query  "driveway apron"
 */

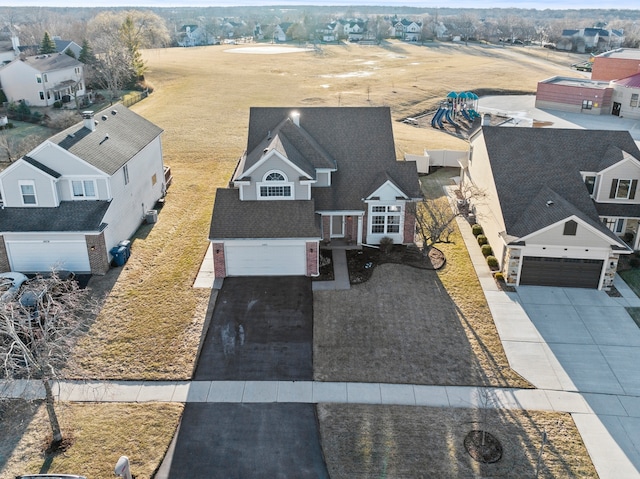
xmin=162 ymin=277 xmax=328 ymax=478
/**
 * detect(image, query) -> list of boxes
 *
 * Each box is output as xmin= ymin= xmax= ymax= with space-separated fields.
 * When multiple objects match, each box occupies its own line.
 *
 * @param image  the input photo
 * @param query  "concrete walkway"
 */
xmin=454 ymin=198 xmax=640 ymax=479
xmin=312 ymin=248 xmax=350 ymax=291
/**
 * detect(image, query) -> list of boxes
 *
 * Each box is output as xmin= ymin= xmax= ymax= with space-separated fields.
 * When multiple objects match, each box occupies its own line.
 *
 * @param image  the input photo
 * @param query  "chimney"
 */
xmin=481 ymin=113 xmax=491 ymax=126
xmin=290 ymin=111 xmax=300 ymax=127
xmin=82 ymin=111 xmax=96 ymax=132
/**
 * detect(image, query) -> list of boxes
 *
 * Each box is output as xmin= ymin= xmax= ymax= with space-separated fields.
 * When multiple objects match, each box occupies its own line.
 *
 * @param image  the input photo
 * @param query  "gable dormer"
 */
xmin=592 ymin=150 xmax=640 ymax=204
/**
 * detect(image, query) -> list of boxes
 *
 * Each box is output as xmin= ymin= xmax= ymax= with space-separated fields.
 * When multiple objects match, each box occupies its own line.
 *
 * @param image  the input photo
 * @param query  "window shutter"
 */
xmin=631 ymin=179 xmax=638 ymax=200
xmin=610 ymin=179 xmax=618 ymax=199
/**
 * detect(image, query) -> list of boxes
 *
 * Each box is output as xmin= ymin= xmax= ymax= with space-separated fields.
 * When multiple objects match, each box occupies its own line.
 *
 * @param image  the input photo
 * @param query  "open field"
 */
xmin=1 ymin=41 xmax=592 ymax=478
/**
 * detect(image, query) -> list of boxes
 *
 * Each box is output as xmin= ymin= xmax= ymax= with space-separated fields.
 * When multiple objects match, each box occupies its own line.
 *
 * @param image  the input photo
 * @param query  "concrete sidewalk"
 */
xmin=312 ymin=248 xmax=350 ymax=291
xmin=2 ymin=378 xmax=629 ymax=414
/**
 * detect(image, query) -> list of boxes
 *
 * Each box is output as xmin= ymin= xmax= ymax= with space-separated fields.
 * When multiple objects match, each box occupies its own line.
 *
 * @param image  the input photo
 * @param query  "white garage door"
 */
xmin=6 ymin=240 xmax=90 ymax=273
xmin=225 ymin=243 xmax=306 ymax=276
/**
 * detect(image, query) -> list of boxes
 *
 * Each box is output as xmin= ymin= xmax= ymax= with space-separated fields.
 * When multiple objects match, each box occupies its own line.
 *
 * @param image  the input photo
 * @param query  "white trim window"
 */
xmin=258 ymin=170 xmax=293 ymax=199
xmin=370 ymin=205 xmax=402 ymax=234
xmin=71 ymin=180 xmax=97 ymax=198
xmin=19 ymin=180 xmax=37 ymax=205
xmin=609 ymin=178 xmax=638 ymax=200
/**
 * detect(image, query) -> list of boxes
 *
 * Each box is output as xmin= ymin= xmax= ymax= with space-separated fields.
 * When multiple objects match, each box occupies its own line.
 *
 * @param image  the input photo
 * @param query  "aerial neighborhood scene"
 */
xmin=2 ymin=0 xmax=640 ymax=478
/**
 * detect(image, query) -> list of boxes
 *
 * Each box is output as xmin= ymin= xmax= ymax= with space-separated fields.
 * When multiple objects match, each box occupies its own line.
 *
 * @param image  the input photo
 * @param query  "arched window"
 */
xmin=259 ymin=170 xmax=292 ymax=198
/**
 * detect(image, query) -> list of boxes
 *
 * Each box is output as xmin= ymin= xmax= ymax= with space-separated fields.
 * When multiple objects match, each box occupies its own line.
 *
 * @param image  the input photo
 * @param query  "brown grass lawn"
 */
xmin=0 ymin=400 xmax=182 ymax=479
xmin=318 ymin=404 xmax=597 ymax=478
xmin=69 ymin=40 xmax=577 ymax=381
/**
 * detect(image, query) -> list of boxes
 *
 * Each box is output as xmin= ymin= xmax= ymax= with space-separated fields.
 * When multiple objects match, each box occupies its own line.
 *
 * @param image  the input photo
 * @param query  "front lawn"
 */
xmin=619 ymin=269 xmax=640 ymax=298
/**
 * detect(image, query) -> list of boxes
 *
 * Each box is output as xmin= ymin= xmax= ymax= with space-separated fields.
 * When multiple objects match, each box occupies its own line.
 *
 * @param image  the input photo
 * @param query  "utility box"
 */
xmin=110 ymin=246 xmax=128 ymax=267
xmin=118 ymin=240 xmax=132 ymax=261
xmin=145 ymin=209 xmax=158 ymax=224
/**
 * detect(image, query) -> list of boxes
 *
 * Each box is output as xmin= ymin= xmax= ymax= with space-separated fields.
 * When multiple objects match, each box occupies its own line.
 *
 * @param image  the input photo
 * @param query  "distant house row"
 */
xmin=175 ymin=16 xmax=448 ymax=46
xmin=557 ymin=27 xmax=624 ymax=54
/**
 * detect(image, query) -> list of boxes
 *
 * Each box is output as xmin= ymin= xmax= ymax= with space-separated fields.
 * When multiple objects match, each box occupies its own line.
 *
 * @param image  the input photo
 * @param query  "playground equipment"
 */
xmin=431 ymin=91 xmax=480 ymax=127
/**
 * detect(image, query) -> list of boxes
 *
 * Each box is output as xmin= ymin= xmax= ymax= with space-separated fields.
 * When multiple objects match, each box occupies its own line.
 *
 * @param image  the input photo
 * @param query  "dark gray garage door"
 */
xmin=520 ymin=256 xmax=603 ymax=289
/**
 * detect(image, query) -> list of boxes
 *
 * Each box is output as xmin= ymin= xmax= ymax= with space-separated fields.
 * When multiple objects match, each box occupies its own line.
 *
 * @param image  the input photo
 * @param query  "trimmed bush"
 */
xmin=494 ymin=272 xmax=504 ymax=282
xmin=53 ymin=101 xmax=63 ymax=109
xmin=471 ymin=224 xmax=483 ymax=236
xmin=486 ymin=255 xmax=499 ymax=268
xmin=481 ymin=244 xmax=493 ymax=257
xmin=379 ymin=236 xmax=394 ymax=255
xmin=477 ymin=234 xmax=488 ymax=246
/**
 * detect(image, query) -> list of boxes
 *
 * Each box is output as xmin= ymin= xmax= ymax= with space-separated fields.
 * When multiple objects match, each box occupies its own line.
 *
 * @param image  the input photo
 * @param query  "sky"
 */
xmin=0 ymin=0 xmax=638 ymax=8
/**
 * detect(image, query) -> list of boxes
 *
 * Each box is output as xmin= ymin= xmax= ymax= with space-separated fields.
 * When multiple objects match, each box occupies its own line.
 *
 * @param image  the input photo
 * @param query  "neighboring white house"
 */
xmin=0 ymin=36 xmax=20 ymax=65
xmin=393 ymin=19 xmax=422 ymax=42
xmin=0 ymin=53 xmax=85 ymax=107
xmin=462 ymin=126 xmax=638 ymax=290
xmin=209 ymin=107 xmax=421 ymax=277
xmin=0 ymin=104 xmax=167 ymax=274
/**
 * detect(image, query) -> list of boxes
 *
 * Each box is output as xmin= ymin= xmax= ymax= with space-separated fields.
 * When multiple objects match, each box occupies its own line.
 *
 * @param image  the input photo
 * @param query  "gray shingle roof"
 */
xmin=0 ymin=201 xmax=110 ymax=232
xmin=480 ymin=126 xmax=640 ymax=241
xmin=210 ymin=189 xmax=321 ymax=239
xmin=48 ymin=104 xmax=163 ymax=175
xmin=244 ymin=107 xmax=421 ymax=210
xmin=22 ymin=53 xmax=81 ymax=72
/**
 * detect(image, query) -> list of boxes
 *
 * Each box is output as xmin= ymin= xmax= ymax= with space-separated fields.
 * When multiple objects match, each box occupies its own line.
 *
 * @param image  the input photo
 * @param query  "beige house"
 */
xmin=0 ymin=53 xmax=85 ymax=107
xmin=610 ymin=73 xmax=640 ymax=119
xmin=462 ymin=126 xmax=638 ymax=290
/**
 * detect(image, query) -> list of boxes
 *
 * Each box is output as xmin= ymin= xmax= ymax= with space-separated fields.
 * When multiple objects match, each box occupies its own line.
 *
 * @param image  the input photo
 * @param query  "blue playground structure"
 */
xmin=431 ymin=91 xmax=480 ymax=128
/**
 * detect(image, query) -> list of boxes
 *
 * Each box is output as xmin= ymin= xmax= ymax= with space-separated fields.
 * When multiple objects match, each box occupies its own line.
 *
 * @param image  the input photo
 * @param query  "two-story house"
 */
xmin=0 ymin=53 xmax=85 ymax=107
xmin=209 ymin=107 xmax=421 ymax=277
xmin=393 ymin=19 xmax=422 ymax=42
xmin=462 ymin=126 xmax=639 ymax=290
xmin=0 ymin=104 xmax=166 ymax=274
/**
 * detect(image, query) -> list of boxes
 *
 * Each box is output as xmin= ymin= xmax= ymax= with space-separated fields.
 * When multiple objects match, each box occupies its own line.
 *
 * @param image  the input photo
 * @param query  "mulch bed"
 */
xmin=313 ymin=250 xmax=335 ymax=281
xmin=347 ymin=245 xmax=445 ymax=284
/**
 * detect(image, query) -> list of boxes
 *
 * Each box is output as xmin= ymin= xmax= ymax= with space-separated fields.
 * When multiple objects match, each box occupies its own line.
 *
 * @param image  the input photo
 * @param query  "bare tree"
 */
xmin=0 ymin=273 xmax=98 ymax=450
xmin=412 ymin=183 xmax=485 ymax=253
xmin=0 ymin=131 xmax=40 ymax=163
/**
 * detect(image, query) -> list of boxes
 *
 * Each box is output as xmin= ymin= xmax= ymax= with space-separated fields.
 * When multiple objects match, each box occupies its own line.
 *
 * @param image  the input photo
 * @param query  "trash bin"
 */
xmin=110 ymin=246 xmax=128 ymax=267
xmin=118 ymin=240 xmax=131 ymax=261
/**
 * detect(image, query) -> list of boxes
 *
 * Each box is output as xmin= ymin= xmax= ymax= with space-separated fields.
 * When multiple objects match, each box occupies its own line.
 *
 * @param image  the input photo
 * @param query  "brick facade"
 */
xmin=345 ymin=216 xmax=356 ymax=243
xmin=0 ymin=236 xmax=10 ymax=272
xmin=212 ymin=242 xmax=227 ymax=278
xmin=322 ymin=216 xmax=331 ymax=242
xmin=592 ymin=57 xmax=640 ymax=82
xmin=85 ymin=233 xmax=110 ymax=275
xmin=362 ymin=214 xmax=367 ymax=244
xmin=306 ymin=241 xmax=319 ymax=276
xmin=403 ymin=207 xmax=415 ymax=244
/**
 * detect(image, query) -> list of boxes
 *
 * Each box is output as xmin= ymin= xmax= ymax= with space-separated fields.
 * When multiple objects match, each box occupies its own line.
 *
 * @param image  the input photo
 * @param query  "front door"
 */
xmin=330 ymin=215 xmax=344 ymax=238
xmin=612 ymin=102 xmax=621 ymax=116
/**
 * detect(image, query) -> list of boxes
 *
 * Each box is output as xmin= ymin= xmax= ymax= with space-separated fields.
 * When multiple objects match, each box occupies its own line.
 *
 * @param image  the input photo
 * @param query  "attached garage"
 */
xmin=225 ymin=242 xmax=307 ymax=276
xmin=519 ymin=256 xmax=604 ymax=289
xmin=5 ymin=238 xmax=90 ymax=273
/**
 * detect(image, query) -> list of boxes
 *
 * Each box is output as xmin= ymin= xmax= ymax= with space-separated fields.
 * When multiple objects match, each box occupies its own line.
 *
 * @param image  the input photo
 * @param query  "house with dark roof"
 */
xmin=393 ymin=19 xmax=422 ymax=42
xmin=557 ymin=27 xmax=624 ymax=53
xmin=0 ymin=104 xmax=167 ymax=274
xmin=209 ymin=107 xmax=421 ymax=277
xmin=0 ymin=53 xmax=85 ymax=107
xmin=462 ymin=126 xmax=639 ymax=289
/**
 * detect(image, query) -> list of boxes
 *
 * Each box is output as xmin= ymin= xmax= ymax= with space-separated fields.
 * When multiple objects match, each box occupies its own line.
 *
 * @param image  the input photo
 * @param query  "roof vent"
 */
xmin=102 ymin=115 xmax=108 ymax=121
xmin=111 ymin=110 xmax=117 ymax=115
xmin=546 ymin=200 xmax=554 ymax=207
xmin=263 ymin=148 xmax=269 ymax=155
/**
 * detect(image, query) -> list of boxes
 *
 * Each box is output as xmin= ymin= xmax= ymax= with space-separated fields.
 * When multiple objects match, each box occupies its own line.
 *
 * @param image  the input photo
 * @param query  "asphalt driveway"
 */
xmin=194 ymin=276 xmax=313 ymax=381
xmin=165 ymin=403 xmax=329 ymax=479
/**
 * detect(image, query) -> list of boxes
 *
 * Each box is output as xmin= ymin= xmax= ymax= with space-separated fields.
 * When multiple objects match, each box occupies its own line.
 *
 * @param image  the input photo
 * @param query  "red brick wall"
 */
xmin=212 ymin=242 xmax=227 ymax=278
xmin=322 ymin=216 xmax=330 ymax=242
xmin=404 ymin=207 xmax=416 ymax=244
xmin=535 ymin=82 xmax=612 ymax=113
xmin=306 ymin=241 xmax=319 ymax=277
xmin=362 ymin=214 xmax=367 ymax=244
xmin=345 ymin=216 xmax=355 ymax=242
xmin=85 ymin=233 xmax=109 ymax=275
xmin=0 ymin=236 xmax=9 ymax=272
xmin=592 ymin=57 xmax=640 ymax=81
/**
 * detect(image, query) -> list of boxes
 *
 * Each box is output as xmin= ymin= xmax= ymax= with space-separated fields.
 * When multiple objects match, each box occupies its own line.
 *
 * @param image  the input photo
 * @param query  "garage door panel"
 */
xmin=226 ymin=244 xmax=306 ymax=276
xmin=520 ymin=256 xmax=603 ymax=289
xmin=6 ymin=241 xmax=90 ymax=273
